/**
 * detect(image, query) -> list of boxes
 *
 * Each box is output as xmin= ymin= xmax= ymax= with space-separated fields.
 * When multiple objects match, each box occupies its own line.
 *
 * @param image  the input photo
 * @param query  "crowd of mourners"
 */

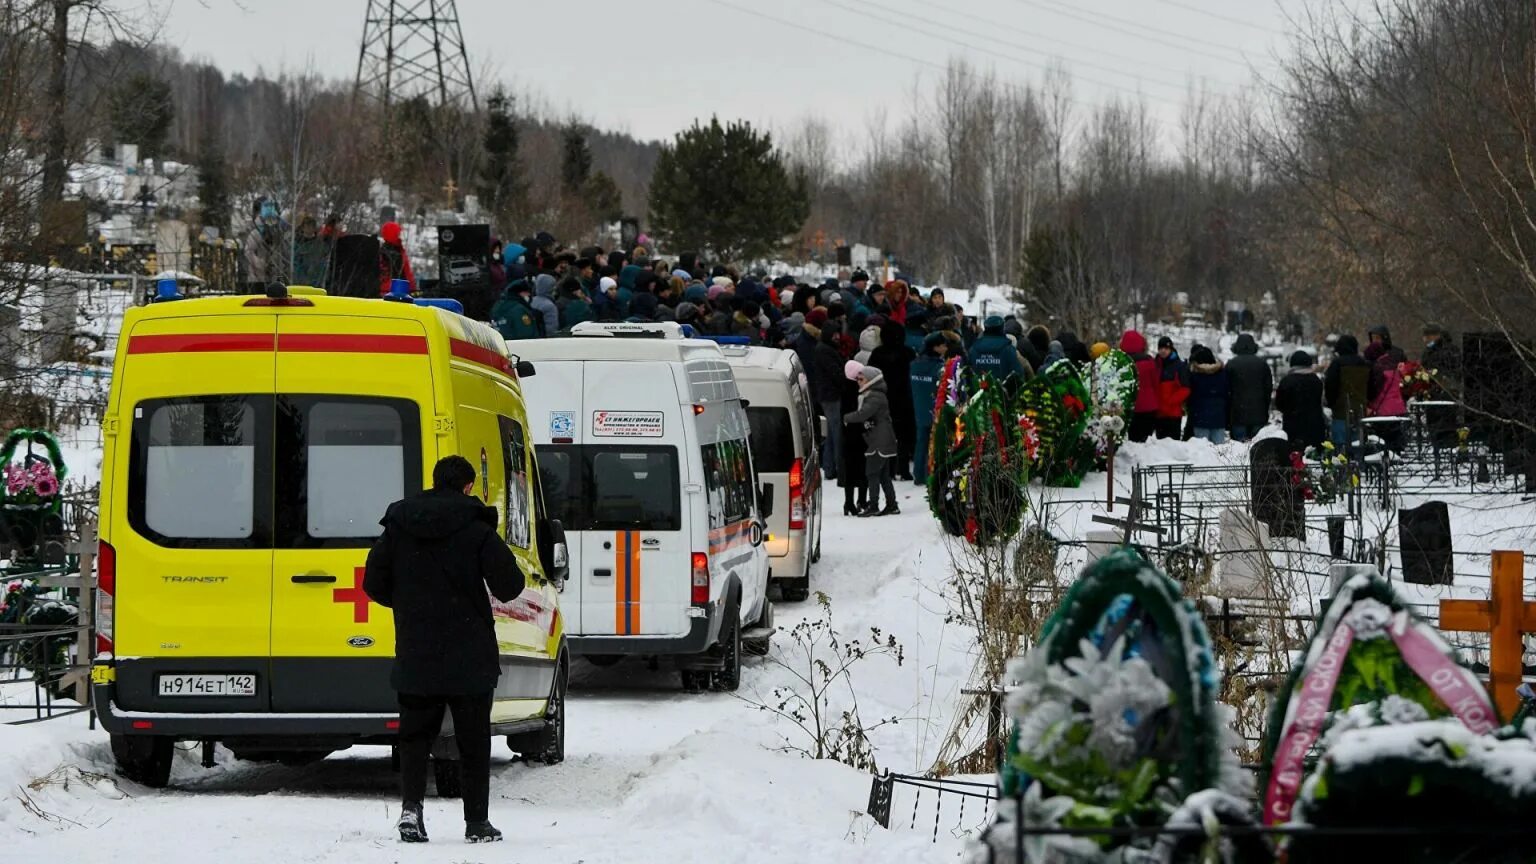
xmin=480 ymin=233 xmax=1462 ymax=515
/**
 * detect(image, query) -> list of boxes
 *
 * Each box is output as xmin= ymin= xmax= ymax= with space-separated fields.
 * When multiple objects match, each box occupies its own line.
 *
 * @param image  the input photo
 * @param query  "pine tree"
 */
xmin=583 ymin=171 xmax=624 ymax=223
xmin=477 ymin=87 xmax=528 ymax=233
xmin=561 ymin=126 xmax=593 ymax=195
xmin=196 ymin=126 xmax=231 ymax=234
xmin=109 ymin=72 xmax=176 ymax=159
xmin=648 ymin=117 xmax=810 ymax=263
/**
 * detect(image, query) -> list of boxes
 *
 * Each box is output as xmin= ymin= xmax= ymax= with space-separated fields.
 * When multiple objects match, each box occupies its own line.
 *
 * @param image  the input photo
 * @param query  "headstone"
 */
xmin=331 ymin=234 xmax=381 ymax=298
xmin=38 ymin=278 xmax=80 ymax=364
xmin=1249 ymin=437 xmax=1304 ymax=540
xmin=1326 ymin=515 xmax=1347 ymax=559
xmin=0 ymin=304 xmax=20 ymax=380
xmin=435 ymin=224 xmax=492 ymax=321
xmin=1083 ymin=529 xmax=1123 ymax=565
xmin=1326 ymin=562 xmax=1380 ymax=596
xmin=1216 ymin=508 xmax=1271 ymax=598
xmin=1399 ymin=501 xmax=1452 ymax=585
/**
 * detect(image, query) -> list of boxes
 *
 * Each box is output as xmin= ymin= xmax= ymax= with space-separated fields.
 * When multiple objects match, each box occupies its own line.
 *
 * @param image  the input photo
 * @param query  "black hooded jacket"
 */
xmin=868 ymin=320 xmax=916 ymax=445
xmin=363 ymin=489 xmax=524 ymax=696
xmin=1225 ymin=333 xmax=1273 ymax=429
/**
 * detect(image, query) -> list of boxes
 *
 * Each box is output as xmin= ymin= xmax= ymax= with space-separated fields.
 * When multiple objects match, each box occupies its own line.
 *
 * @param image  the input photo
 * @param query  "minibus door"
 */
xmin=267 ymin=315 xmax=433 ymax=712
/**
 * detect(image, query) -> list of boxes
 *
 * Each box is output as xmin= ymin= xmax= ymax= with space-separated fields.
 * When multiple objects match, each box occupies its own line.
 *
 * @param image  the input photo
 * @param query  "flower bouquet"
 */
xmin=0 ymin=429 xmax=69 ymax=564
xmin=1398 ymin=361 xmax=1435 ymax=401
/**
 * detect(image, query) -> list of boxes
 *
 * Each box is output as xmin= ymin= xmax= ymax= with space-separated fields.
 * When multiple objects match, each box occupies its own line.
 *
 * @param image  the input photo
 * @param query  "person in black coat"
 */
xmin=868 ymin=320 xmax=916 ymax=481
xmin=364 ymin=456 xmax=524 ymax=844
xmin=1226 ymin=333 xmax=1273 ymax=442
xmin=1275 ymin=351 xmax=1326 ymax=448
xmin=811 ymin=314 xmax=849 ymax=480
xmin=1420 ymin=323 xmax=1462 ymax=447
xmin=1323 ymin=334 xmax=1383 ymax=447
xmin=838 ymin=367 xmax=869 ymax=515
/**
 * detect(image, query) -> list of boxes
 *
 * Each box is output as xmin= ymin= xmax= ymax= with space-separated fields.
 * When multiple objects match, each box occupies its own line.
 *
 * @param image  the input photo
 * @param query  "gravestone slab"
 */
xmin=1250 ymin=437 xmax=1305 ymax=540
xmin=1083 ymin=529 xmax=1124 ymax=565
xmin=1399 ymin=501 xmax=1453 ymax=586
xmin=1216 ymin=508 xmax=1271 ymax=598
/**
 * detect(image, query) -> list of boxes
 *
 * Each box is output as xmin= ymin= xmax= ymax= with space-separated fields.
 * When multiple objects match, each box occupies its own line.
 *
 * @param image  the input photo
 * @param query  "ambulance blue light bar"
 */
xmin=153 ymin=278 xmax=181 ymax=302
xmin=698 ymin=335 xmax=752 ymax=346
xmin=414 ymin=298 xmax=465 ymax=315
xmin=385 ymin=278 xmax=413 ymax=302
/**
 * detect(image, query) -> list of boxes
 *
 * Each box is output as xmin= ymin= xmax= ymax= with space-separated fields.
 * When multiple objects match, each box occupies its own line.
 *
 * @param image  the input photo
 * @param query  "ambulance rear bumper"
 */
xmin=567 ymin=600 xmax=720 ymax=657
xmin=93 ymin=684 xmax=401 ymax=738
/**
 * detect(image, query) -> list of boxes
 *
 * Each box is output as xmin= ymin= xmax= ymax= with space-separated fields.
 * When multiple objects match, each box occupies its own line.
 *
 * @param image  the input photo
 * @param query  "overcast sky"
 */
xmin=156 ymin=0 xmax=1311 ymax=146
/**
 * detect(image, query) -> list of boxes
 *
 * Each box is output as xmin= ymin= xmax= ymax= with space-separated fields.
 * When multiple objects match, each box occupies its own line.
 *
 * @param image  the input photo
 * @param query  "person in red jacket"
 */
xmin=1121 ymin=329 xmax=1161 ymax=442
xmin=1154 ymin=336 xmax=1192 ymax=439
xmin=379 ymin=221 xmax=417 ymax=296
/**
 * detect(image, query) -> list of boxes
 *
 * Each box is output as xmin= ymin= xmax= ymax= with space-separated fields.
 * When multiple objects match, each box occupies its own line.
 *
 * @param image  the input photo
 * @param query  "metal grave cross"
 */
xmin=1438 ymin=550 xmax=1534 ymax=719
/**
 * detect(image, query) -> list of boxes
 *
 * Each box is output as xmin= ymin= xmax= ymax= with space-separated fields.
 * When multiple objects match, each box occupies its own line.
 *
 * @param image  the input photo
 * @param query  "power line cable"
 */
xmin=1150 ymin=0 xmax=1286 ymax=35
xmin=1008 ymin=0 xmax=1262 ymax=67
xmin=819 ymin=0 xmax=1183 ymax=107
xmin=838 ymin=0 xmax=1236 ymax=97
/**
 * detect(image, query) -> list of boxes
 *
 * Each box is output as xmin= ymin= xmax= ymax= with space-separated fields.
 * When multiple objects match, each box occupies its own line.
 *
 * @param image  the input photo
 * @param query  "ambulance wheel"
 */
xmin=111 ymin=734 xmax=173 ymax=789
xmin=711 ymin=612 xmax=742 ymax=693
xmin=509 ymin=653 xmax=567 ymax=765
xmin=432 ymin=757 xmax=462 ymax=799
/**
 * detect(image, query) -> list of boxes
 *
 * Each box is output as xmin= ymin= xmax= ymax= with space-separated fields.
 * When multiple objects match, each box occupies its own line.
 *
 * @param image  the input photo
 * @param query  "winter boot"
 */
xmin=465 ymin=821 xmax=503 ymax=843
xmin=856 ymin=503 xmax=881 ymax=518
xmin=397 ymin=803 xmax=428 ymax=843
xmin=879 ymin=502 xmax=901 ymax=516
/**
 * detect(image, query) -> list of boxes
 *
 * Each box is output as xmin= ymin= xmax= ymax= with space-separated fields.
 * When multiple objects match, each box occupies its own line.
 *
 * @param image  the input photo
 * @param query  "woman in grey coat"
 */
xmin=844 ymin=363 xmax=899 ymax=517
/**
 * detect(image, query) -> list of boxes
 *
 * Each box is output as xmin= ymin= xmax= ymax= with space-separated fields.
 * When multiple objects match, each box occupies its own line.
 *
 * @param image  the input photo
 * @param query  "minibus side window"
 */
xmin=534 ymin=446 xmax=579 ymax=531
xmin=700 ymin=441 xmax=751 ymax=527
xmin=128 ymin=396 xmax=272 ymax=548
xmin=745 ymin=407 xmax=794 ymax=474
xmin=274 ymin=397 xmax=421 ymax=548
xmin=498 ymin=416 xmax=531 ymax=549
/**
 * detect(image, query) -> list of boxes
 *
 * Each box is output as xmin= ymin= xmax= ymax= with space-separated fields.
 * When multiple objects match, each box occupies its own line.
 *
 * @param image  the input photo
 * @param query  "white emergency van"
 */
xmin=513 ymin=322 xmax=773 ymax=691
xmin=720 ymin=345 xmax=823 ymax=602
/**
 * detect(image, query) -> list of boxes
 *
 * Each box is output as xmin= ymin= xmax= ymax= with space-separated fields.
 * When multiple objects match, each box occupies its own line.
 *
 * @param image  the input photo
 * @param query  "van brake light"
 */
xmin=243 ymin=297 xmax=315 ymax=307
xmin=96 ymin=540 xmax=115 ymax=657
xmin=789 ymin=458 xmax=806 ymax=530
xmin=691 ymin=553 xmax=709 ymax=605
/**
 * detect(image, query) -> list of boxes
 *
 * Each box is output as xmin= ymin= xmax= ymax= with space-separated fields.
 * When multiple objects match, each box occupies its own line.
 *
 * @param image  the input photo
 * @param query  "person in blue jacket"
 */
xmin=909 ymin=331 xmax=954 ymax=484
xmin=967 ymin=315 xmax=1029 ymax=387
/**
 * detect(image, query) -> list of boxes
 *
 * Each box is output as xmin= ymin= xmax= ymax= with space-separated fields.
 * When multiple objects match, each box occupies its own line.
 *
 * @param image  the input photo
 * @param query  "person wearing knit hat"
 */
xmin=674 ymin=301 xmax=701 ymax=326
xmin=806 ymin=307 xmax=828 ymax=329
xmin=842 ymin=363 xmax=898 ymax=516
xmin=1275 ymin=349 xmax=1325 ymax=447
xmin=1090 ymin=342 xmax=1111 ymax=360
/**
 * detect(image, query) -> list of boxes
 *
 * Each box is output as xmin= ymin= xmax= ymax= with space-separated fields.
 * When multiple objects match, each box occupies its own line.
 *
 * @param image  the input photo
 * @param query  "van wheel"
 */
xmin=111 ymin=734 xmax=173 ymax=789
xmin=711 ymin=613 xmax=742 ymax=693
xmin=432 ymin=757 xmax=462 ymax=799
xmin=509 ymin=654 xmax=567 ymax=765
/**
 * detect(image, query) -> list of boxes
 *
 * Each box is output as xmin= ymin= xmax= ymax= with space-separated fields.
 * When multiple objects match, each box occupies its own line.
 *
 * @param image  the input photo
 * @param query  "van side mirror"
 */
xmin=759 ymin=483 xmax=774 ymax=519
xmin=547 ymin=518 xmax=569 ymax=586
xmin=515 ymin=360 xmax=537 ymax=378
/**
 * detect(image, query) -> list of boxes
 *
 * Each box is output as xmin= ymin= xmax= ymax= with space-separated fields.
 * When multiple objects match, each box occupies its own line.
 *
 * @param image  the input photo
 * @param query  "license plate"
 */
xmin=157 ymin=674 xmax=257 ymax=697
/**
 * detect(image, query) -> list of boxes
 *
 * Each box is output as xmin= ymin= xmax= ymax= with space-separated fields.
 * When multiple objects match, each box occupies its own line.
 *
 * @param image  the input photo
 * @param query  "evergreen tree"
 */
xmin=648 ymin=117 xmax=809 ymax=263
xmin=477 ymin=87 xmax=527 ymax=232
xmin=561 ymin=126 xmax=593 ymax=195
xmin=583 ymin=170 xmax=624 ymax=223
xmin=109 ymin=72 xmax=176 ymax=159
xmin=196 ymin=126 xmax=231 ymax=234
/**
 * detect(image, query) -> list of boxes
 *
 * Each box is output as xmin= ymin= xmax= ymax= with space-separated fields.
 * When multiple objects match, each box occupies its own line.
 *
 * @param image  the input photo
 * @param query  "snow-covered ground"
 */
xmin=1 ymin=481 xmax=973 ymax=862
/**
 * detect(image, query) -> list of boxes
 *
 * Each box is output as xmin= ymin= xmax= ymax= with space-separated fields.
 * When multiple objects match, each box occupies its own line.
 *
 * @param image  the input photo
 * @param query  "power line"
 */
xmin=1150 ymin=0 xmax=1287 ymax=35
xmin=837 ymin=0 xmax=1231 ymax=97
xmin=701 ymin=0 xmax=949 ymax=73
xmin=899 ymin=0 xmax=1251 ymax=87
xmin=820 ymin=0 xmax=1184 ymax=107
xmin=1008 ymin=0 xmax=1261 ymax=67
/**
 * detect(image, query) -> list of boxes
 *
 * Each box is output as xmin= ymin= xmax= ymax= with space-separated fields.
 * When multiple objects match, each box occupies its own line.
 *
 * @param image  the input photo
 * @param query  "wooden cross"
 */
xmin=1438 ymin=550 xmax=1533 ymax=719
xmin=442 ymin=176 xmax=459 ymax=202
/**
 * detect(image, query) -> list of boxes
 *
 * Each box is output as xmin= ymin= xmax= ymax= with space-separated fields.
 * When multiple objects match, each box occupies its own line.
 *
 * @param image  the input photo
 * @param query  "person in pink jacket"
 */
xmin=1367 ymin=349 xmax=1408 ymax=452
xmin=1121 ymin=330 xmax=1162 ymax=442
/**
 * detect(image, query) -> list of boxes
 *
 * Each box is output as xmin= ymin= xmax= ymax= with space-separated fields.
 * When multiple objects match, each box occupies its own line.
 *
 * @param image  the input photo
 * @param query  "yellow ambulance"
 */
xmin=90 ymin=285 xmax=569 ymax=792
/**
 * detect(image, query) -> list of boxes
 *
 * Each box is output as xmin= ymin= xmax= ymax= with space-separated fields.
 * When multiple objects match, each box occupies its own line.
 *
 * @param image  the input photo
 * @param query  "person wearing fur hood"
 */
xmin=1186 ymin=344 xmax=1229 ymax=444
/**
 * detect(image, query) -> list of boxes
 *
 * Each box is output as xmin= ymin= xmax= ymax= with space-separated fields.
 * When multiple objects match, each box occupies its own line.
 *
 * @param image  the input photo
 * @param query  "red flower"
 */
xmin=1063 ymin=395 xmax=1084 ymax=414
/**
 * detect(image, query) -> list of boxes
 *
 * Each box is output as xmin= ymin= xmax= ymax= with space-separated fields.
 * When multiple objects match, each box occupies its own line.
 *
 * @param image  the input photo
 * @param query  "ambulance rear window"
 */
xmin=129 ymin=396 xmax=271 ymax=547
xmin=746 ymin=407 xmax=794 ymax=474
xmin=535 ymin=445 xmax=680 ymax=532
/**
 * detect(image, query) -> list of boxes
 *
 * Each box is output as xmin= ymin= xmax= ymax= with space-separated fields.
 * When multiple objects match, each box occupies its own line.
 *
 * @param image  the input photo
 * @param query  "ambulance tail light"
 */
xmin=789 ymin=458 xmax=806 ymax=530
xmin=95 ymin=540 xmax=115 ymax=657
xmin=691 ymin=553 xmax=710 ymax=605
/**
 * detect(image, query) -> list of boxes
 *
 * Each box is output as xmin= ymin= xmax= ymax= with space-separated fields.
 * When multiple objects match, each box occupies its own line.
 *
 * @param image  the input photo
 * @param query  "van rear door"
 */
xmin=112 ymin=316 xmax=276 ymax=712
xmin=267 ymin=315 xmax=432 ymax=712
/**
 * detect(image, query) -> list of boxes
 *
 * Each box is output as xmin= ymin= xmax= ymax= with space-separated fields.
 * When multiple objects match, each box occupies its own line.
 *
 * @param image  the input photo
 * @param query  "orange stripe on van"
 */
xmin=630 ymin=531 xmax=642 ymax=634
xmin=449 ymin=338 xmax=514 ymax=377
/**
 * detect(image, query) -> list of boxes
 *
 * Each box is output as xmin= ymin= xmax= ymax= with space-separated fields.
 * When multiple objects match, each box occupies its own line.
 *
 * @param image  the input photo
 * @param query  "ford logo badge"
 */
xmin=347 ymin=636 xmax=375 ymax=649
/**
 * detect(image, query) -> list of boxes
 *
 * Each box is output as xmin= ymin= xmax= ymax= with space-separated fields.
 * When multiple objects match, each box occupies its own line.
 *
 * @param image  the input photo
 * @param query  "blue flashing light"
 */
xmin=678 ymin=324 xmax=697 ymax=339
xmin=154 ymin=277 xmax=181 ymax=302
xmin=385 ymin=278 xmax=413 ymax=302
xmin=702 ymin=335 xmax=752 ymax=345
xmin=414 ymin=297 xmax=465 ymax=315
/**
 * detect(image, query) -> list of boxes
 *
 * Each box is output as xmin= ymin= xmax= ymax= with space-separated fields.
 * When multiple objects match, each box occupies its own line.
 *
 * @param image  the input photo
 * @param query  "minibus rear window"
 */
xmin=275 ymin=397 xmax=421 ymax=548
xmin=129 ymin=396 xmax=273 ymax=548
xmin=746 ymin=407 xmax=794 ymax=474
xmin=535 ymin=445 xmax=680 ymax=532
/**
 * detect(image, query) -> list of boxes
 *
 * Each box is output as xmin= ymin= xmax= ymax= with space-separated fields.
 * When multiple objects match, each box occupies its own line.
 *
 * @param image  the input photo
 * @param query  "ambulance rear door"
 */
xmin=110 ymin=315 xmax=276 ymax=713
xmin=267 ymin=314 xmax=433 ymax=712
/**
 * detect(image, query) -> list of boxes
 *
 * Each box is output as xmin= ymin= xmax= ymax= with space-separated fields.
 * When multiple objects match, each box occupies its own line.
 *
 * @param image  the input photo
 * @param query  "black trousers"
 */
xmin=1129 ymin=411 xmax=1158 ymax=443
xmin=865 ymin=454 xmax=896 ymax=509
xmin=398 ymin=691 xmax=493 ymax=823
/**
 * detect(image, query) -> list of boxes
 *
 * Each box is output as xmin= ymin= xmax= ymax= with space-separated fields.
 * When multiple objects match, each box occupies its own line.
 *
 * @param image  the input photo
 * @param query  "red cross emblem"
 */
xmin=332 ymin=567 xmax=373 ymax=623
